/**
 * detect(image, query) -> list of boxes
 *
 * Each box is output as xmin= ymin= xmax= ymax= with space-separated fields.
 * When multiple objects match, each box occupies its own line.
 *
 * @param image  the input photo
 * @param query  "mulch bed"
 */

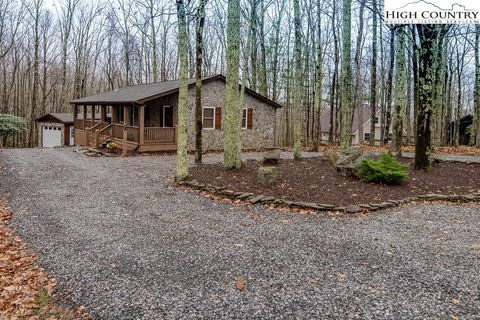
xmin=0 ymin=199 xmax=88 ymax=320
xmin=189 ymin=157 xmax=480 ymax=207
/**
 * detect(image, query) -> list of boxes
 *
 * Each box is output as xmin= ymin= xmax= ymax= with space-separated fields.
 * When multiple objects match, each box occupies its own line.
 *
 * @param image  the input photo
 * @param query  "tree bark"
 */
xmin=369 ymin=0 xmax=378 ymax=146
xmin=293 ymin=0 xmax=302 ymax=159
xmin=354 ymin=1 xmax=365 ymax=145
xmin=223 ymin=0 xmax=242 ymax=169
xmin=472 ymin=25 xmax=480 ymax=147
xmin=175 ymin=0 xmax=189 ymax=180
xmin=339 ymin=0 xmax=353 ymax=150
xmin=390 ymin=26 xmax=405 ymax=157
xmin=195 ymin=0 xmax=207 ymax=163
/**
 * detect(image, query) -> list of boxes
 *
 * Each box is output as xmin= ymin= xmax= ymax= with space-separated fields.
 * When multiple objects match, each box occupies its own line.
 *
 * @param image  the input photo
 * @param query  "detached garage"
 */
xmin=36 ymin=113 xmax=75 ymax=148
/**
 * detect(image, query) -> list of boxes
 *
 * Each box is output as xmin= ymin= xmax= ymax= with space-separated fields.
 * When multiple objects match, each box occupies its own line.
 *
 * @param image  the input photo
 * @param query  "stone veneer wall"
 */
xmin=184 ymin=80 xmax=277 ymax=151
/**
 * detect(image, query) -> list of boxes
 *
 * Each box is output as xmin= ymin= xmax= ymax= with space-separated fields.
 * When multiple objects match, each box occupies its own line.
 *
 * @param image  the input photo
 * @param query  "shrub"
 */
xmin=359 ymin=153 xmax=409 ymax=184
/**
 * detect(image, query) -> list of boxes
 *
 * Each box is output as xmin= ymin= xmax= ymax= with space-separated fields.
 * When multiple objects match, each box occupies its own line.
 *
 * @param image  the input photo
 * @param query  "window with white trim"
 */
xmin=202 ymin=107 xmax=215 ymax=129
xmin=241 ymin=108 xmax=248 ymax=129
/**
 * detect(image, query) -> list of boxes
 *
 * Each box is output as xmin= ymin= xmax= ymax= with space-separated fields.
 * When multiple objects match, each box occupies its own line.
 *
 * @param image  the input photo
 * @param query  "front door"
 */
xmin=163 ymin=105 xmax=173 ymax=127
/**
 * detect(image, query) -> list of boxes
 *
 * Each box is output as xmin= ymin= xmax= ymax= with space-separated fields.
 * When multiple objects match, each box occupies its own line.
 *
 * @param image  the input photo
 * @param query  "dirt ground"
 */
xmin=190 ymin=157 xmax=480 ymax=206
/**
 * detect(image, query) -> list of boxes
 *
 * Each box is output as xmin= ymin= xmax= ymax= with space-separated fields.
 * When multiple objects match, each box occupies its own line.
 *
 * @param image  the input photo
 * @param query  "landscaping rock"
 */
xmin=263 ymin=150 xmax=281 ymax=165
xmin=346 ymin=205 xmax=362 ymax=214
xmin=237 ymin=193 xmax=252 ymax=200
xmin=249 ymin=195 xmax=265 ymax=204
xmin=323 ymin=150 xmax=342 ymax=167
xmin=261 ymin=196 xmax=275 ymax=203
xmin=256 ymin=166 xmax=278 ymax=186
xmin=335 ymin=149 xmax=381 ymax=178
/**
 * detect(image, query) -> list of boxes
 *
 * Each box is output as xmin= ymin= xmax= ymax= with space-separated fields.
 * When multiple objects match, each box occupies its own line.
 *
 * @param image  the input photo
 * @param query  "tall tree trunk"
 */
xmin=293 ymin=0 xmax=302 ymax=159
xmin=329 ymin=1 xmax=339 ymax=145
xmin=312 ymin=0 xmax=322 ymax=152
xmin=405 ymin=39 xmax=412 ymax=145
xmin=195 ymin=0 xmax=207 ymax=163
xmin=369 ymin=0 xmax=378 ymax=146
xmin=472 ymin=25 xmax=480 ymax=147
xmin=414 ymin=25 xmax=449 ymax=170
xmin=224 ymin=0 xmax=242 ymax=169
xmin=175 ymin=0 xmax=189 ymax=180
xmin=339 ymin=0 xmax=353 ymax=150
xmin=258 ymin=0 xmax=268 ymax=97
xmin=382 ymin=27 xmax=395 ymax=146
xmin=248 ymin=0 xmax=258 ymax=91
xmin=390 ymin=26 xmax=405 ymax=157
xmin=31 ymin=1 xmax=42 ymax=147
xmin=354 ymin=1 xmax=365 ymax=145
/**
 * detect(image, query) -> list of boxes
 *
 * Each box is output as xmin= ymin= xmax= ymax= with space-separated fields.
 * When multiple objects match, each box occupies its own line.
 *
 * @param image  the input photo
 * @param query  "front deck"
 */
xmin=73 ymin=105 xmax=177 ymax=153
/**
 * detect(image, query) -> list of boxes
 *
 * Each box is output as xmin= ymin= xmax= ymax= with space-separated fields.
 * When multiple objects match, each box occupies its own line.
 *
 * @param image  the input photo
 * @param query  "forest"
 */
xmin=1 ymin=0 xmax=480 ymax=167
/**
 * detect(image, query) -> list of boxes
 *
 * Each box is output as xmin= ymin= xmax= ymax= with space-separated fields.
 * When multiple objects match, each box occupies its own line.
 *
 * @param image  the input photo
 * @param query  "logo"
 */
xmin=384 ymin=0 xmax=480 ymax=24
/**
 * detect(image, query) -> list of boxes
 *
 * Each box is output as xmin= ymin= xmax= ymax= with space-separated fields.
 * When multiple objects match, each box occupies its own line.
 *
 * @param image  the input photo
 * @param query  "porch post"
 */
xmin=101 ymin=105 xmax=106 ymax=124
xmin=82 ymin=105 xmax=87 ymax=130
xmin=122 ymin=126 xmax=128 ymax=157
xmin=91 ymin=105 xmax=95 ymax=127
xmin=112 ymin=106 xmax=117 ymax=123
xmin=123 ymin=105 xmax=129 ymax=125
xmin=139 ymin=105 xmax=145 ymax=145
xmin=73 ymin=105 xmax=78 ymax=121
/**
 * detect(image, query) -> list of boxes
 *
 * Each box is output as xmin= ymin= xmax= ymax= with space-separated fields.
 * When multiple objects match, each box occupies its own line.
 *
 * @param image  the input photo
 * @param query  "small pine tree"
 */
xmin=359 ymin=154 xmax=409 ymax=184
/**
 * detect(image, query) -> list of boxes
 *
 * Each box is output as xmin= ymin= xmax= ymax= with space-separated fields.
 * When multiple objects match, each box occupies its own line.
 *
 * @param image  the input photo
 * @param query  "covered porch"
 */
xmin=73 ymin=103 xmax=178 ymax=153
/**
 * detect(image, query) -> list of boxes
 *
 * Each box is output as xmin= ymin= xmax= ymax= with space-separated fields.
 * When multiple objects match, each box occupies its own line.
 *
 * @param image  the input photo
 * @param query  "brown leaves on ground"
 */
xmin=0 ymin=199 xmax=87 ymax=319
xmin=303 ymin=144 xmax=480 ymax=156
xmin=235 ymin=275 xmax=246 ymax=291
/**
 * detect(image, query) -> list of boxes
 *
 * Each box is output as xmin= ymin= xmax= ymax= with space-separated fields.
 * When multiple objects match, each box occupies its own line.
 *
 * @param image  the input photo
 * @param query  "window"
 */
xmin=364 ymin=133 xmax=371 ymax=141
xmin=203 ymin=107 xmax=215 ymax=129
xmin=375 ymin=117 xmax=379 ymax=124
xmin=241 ymin=108 xmax=247 ymax=129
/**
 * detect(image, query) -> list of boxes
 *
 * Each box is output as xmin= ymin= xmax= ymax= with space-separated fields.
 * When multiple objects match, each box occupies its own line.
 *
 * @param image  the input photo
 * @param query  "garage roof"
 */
xmin=36 ymin=113 xmax=74 ymax=124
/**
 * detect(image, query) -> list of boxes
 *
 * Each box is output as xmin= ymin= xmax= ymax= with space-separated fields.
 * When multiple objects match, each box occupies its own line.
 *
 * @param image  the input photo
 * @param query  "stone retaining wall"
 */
xmin=178 ymin=180 xmax=480 ymax=214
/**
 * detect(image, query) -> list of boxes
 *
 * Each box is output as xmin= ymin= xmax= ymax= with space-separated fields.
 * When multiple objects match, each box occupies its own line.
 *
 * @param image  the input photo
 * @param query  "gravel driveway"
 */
xmin=1 ymin=148 xmax=479 ymax=319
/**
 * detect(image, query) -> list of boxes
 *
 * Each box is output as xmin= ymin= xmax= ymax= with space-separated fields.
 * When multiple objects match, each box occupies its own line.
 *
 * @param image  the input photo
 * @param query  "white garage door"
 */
xmin=42 ymin=126 xmax=62 ymax=148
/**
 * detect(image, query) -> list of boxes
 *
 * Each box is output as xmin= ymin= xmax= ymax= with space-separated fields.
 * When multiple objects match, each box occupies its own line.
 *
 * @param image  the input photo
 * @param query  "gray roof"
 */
xmin=36 ymin=113 xmax=74 ymax=123
xmin=70 ymin=74 xmax=283 ymax=108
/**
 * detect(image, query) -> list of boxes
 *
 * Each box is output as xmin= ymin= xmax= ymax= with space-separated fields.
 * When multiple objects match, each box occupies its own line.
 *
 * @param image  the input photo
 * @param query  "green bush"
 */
xmin=359 ymin=153 xmax=409 ymax=184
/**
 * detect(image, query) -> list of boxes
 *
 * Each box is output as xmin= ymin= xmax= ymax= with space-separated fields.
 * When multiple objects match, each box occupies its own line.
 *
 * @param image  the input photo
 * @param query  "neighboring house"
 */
xmin=319 ymin=106 xmax=385 ymax=146
xmin=70 ymin=74 xmax=282 ymax=152
xmin=318 ymin=105 xmax=412 ymax=146
xmin=36 ymin=113 xmax=76 ymax=148
xmin=450 ymin=114 xmax=472 ymax=145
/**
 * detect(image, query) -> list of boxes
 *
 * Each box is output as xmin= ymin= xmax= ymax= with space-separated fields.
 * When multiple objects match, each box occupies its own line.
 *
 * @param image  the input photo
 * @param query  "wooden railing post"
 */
xmin=139 ymin=106 xmax=145 ymax=145
xmin=122 ymin=125 xmax=128 ymax=156
xmin=95 ymin=131 xmax=100 ymax=149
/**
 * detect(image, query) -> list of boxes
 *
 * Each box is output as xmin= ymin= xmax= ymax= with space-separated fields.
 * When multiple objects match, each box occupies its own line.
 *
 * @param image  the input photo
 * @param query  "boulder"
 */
xmin=336 ymin=149 xmax=364 ymax=178
xmin=335 ymin=149 xmax=380 ymax=178
xmin=256 ymin=166 xmax=278 ymax=186
xmin=323 ymin=150 xmax=341 ymax=167
xmin=263 ymin=150 xmax=281 ymax=165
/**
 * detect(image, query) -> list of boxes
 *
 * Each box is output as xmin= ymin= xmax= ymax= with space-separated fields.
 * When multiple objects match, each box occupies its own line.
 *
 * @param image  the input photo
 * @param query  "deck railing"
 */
xmin=111 ymin=124 xmax=139 ymax=143
xmin=144 ymin=127 xmax=176 ymax=144
xmin=74 ymin=119 xmax=101 ymax=131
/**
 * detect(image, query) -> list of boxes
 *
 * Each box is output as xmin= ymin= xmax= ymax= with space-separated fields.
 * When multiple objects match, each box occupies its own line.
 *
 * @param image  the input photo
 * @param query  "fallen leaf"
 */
xmin=337 ymin=273 xmax=346 ymax=281
xmin=236 ymin=275 xmax=246 ymax=291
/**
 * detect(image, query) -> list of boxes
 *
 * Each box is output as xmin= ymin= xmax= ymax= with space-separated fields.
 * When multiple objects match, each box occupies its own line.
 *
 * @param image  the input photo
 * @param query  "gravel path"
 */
xmin=1 ymin=148 xmax=479 ymax=319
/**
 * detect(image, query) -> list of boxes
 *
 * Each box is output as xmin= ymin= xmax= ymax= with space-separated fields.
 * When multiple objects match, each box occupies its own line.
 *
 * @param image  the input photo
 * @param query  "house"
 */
xmin=450 ymin=114 xmax=472 ymax=145
xmin=36 ymin=113 xmax=76 ymax=148
xmin=70 ymin=74 xmax=282 ymax=153
xmin=319 ymin=106 xmax=386 ymax=145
